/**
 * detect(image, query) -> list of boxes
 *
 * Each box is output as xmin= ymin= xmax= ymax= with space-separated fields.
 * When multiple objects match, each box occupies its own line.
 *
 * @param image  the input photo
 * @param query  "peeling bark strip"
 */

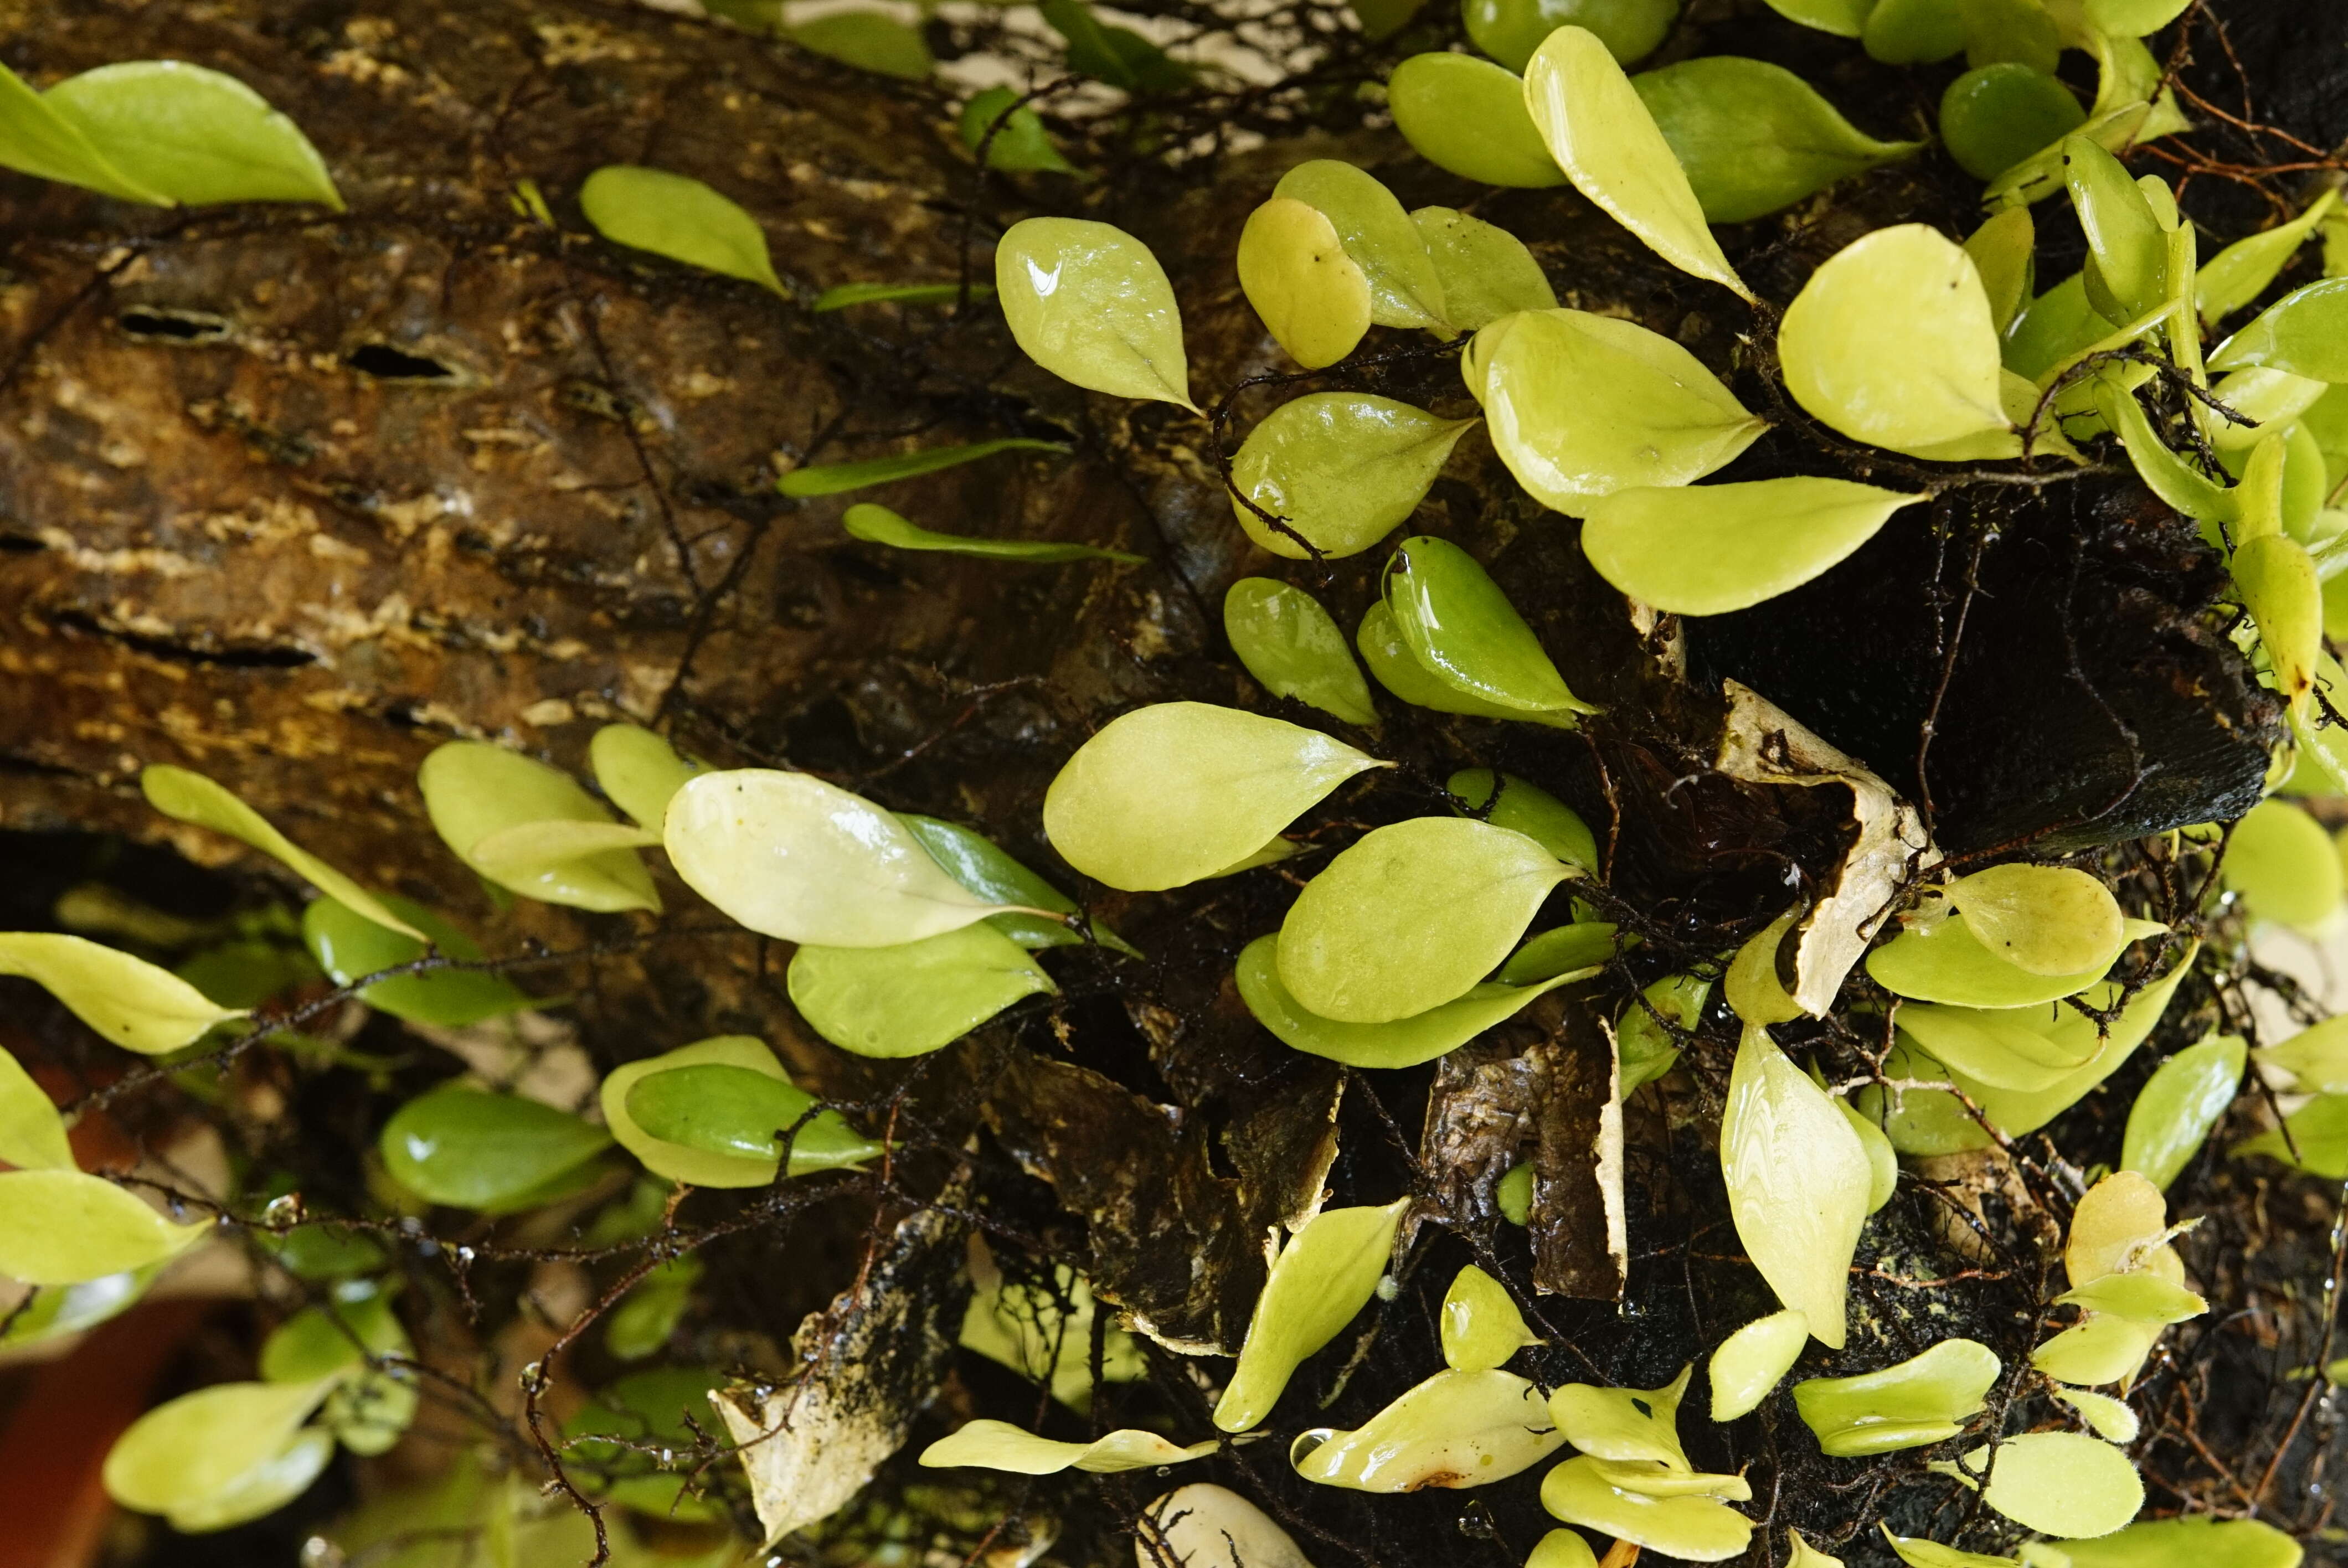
xmin=1527 ymin=998 xmax=1625 ymax=1302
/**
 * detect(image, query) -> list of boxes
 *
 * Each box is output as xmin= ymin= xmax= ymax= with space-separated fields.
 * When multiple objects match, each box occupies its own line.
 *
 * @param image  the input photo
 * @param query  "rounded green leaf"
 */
xmin=2198 ymin=190 xmax=2338 ymax=329
xmin=1530 ymin=1530 xmax=1601 ymax=1568
xmin=1943 ymin=864 xmax=2125 ymax=977
xmin=301 ymin=895 xmax=533 ymax=1027
xmin=959 ymin=87 xmax=1076 ymax=174
xmin=0 ymin=932 xmax=246 ymax=1055
xmin=922 ymin=1420 xmax=1214 ymax=1474
xmin=465 ymin=819 xmax=662 ymax=885
xmin=1232 ymin=393 xmax=1475 ymax=559
xmin=1497 ymin=1160 xmax=1535 ymax=1224
xmin=1276 ymin=818 xmax=1571 ymax=1023
xmin=2066 ymin=136 xmax=2170 ymax=325
xmin=1293 ymin=1367 xmax=1563 ymax=1489
xmin=1389 ymin=55 xmax=1566 ymax=188
xmin=2084 ymin=0 xmax=2191 ymax=33
xmin=2252 ymin=1015 xmax=2348 ymax=1093
xmin=46 ymin=62 xmax=344 ymax=209
xmin=1866 ymin=907 xmax=2141 ymax=1007
xmin=814 ymin=281 xmax=988 ymax=311
xmin=1780 ymin=224 xmax=2009 ymax=453
xmin=898 ymin=814 xmax=1120 ymax=953
xmin=1141 ymin=1485 xmax=1317 ymax=1568
xmin=1708 ymin=1308 xmax=1808 ymax=1422
xmin=1633 ymin=57 xmax=1922 ymax=224
xmin=2054 ymin=1385 xmax=2142 ymax=1443
xmin=1237 ymin=197 xmax=1374 ymax=370
xmin=580 ymin=165 xmax=781 ymax=292
xmin=2223 ymin=797 xmax=2342 ymax=930
xmin=1862 ymin=0 xmax=1965 ymax=63
xmin=0 ymin=1045 xmax=70 ymax=1172
xmin=1213 ymin=1199 xmax=1410 ymax=1431
xmin=2211 ymin=278 xmax=2348 ymax=382
xmin=1273 ymin=160 xmax=1450 ymax=332
xmin=1465 ymin=0 xmax=1678 ymax=70
xmin=789 ymin=923 xmax=1055 ymax=1058
xmin=1726 ymin=910 xmax=1803 ymax=1026
xmin=841 ymin=502 xmax=1139 ymax=563
xmin=0 ymin=1169 xmax=209 ymax=1285
xmin=141 ymin=766 xmax=423 ymax=941
xmin=1956 ymin=1430 xmax=2144 ymax=1539
xmin=666 ymin=769 xmax=1029 ymax=943
xmin=1523 ymin=28 xmax=1752 ymax=302
xmin=1043 ymin=702 xmax=1387 ymax=891
xmin=259 ymin=1284 xmax=408 ymax=1385
xmin=103 ymin=1380 xmax=335 ymax=1526
xmin=1881 ymin=1531 xmax=2022 ymax=1568
xmin=1939 ymin=64 xmax=2086 ymax=182
xmin=1792 ymin=1338 xmax=1999 ymax=1455
xmin=1357 ymin=603 xmax=1578 ymax=726
xmin=2059 ymin=1518 xmax=2304 ymax=1568
xmin=1441 ymin=1265 xmax=1540 ymax=1372
xmin=1539 ymin=1454 xmax=1753 ymax=1562
xmin=997 ymin=217 xmax=1194 ymax=408
xmin=604 ymin=1035 xmax=877 ymax=1185
xmin=419 ymin=741 xmax=660 ymax=914
xmin=789 ymin=12 xmax=934 ymax=78
xmin=1722 ymin=1026 xmax=1870 ymax=1347
xmin=0 ymin=61 xmax=169 ymax=203
xmin=1847 ymin=1101 xmax=1899 ymax=1212
xmin=1226 ymin=579 xmax=1379 ymax=727
xmin=589 ymin=723 xmax=703 ymax=831
xmin=1580 ymin=478 xmax=1927 ymax=615
xmin=1762 ymin=0 xmax=1873 ymax=30
xmin=1237 ymin=933 xmax=1589 ymax=1069
xmin=1448 ymin=770 xmax=1597 ymax=870
xmin=1387 ymin=536 xmax=1593 ymax=714
xmin=1473 ymin=309 xmax=1766 ymax=514
xmin=1896 ymin=1003 xmax=2093 ymax=1092
xmin=378 ymin=1086 xmax=611 ymax=1211
xmin=2236 ymin=530 xmax=2322 ymax=712
xmin=2056 ymin=1271 xmax=2206 ymax=1324
xmin=1787 ymin=1530 xmax=1847 ymax=1568
xmin=1412 ymin=208 xmax=1558 ymax=330
xmin=1965 ymin=207 xmax=2037 ymax=334
xmin=623 ymin=1063 xmax=886 ymax=1169
xmin=1501 ymin=922 xmax=1621 ymax=983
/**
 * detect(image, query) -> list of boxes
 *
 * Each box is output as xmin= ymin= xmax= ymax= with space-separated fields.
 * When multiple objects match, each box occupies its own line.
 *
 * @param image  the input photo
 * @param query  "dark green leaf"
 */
xmin=1385 ymin=536 xmax=1593 ymax=714
xmin=624 ymin=1062 xmax=882 ymax=1164
xmin=302 ymin=895 xmax=535 ymax=1027
xmin=1939 ymin=63 xmax=2085 ymax=182
xmin=1040 ymin=0 xmax=1192 ymax=90
xmin=377 ymin=1087 xmax=611 ymax=1211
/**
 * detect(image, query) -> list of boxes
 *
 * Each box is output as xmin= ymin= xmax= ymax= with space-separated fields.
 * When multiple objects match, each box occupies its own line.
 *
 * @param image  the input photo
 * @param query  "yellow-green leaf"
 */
xmin=46 ymin=62 xmax=343 ymax=210
xmin=1964 ymin=206 xmax=2037 ymax=333
xmin=1356 ymin=603 xmax=1579 ymax=726
xmin=1940 ymin=64 xmax=2086 ymax=182
xmin=2054 ymin=1385 xmax=2142 ymax=1443
xmin=1539 ymin=1454 xmax=1753 ymax=1562
xmin=1240 ymin=934 xmax=1590 ymax=1068
xmin=603 ymin=1036 xmax=878 ymax=1187
xmin=1866 ymin=907 xmax=2147 ymax=1007
xmin=1793 ymin=1338 xmax=1999 ymax=1454
xmin=2066 ymin=135 xmax=2170 ymax=324
xmin=1448 ymin=770 xmax=1598 ymax=870
xmin=1551 ymin=1363 xmax=1692 ymax=1467
xmin=1387 ymin=536 xmax=1593 ymax=714
xmin=2117 ymin=1032 xmax=2241 ymax=1192
xmin=1763 ymin=0 xmax=1872 ymax=34
xmin=1465 ymin=0 xmax=1678 ymax=70
xmin=842 ymin=502 xmax=1139 ymax=563
xmin=1214 ymin=1199 xmax=1410 ymax=1431
xmin=102 ymin=1379 xmax=336 ymax=1530
xmin=2236 ymin=530 xmax=2321 ymax=711
xmin=1633 ymin=56 xmax=1922 ymax=224
xmin=141 ymin=766 xmax=425 ymax=941
xmin=2200 ymin=189 xmax=2339 ymax=329
xmin=1721 ymin=1024 xmax=1870 ymax=1347
xmin=1230 ymin=393 xmax=1476 ymax=559
xmin=1389 ymin=54 xmax=1566 ymax=189
xmin=1225 ymin=578 xmax=1379 ymax=728
xmin=1523 ymin=28 xmax=1752 ymax=302
xmin=1580 ymin=478 xmax=1927 ymax=615
xmin=1237 ymin=197 xmax=1374 ymax=369
xmin=788 ymin=923 xmax=1055 ymax=1058
xmin=2223 ymin=796 xmax=2342 ymax=930
xmin=0 ymin=1045 xmax=71 ymax=1172
xmin=1942 ymin=1431 xmax=2144 ymax=1539
xmin=1943 ymin=864 xmax=2125 ymax=977
xmin=378 ymin=1087 xmax=611 ymax=1211
xmin=920 ymin=1420 xmax=1216 ymax=1473
xmin=0 ymin=1168 xmax=210 ymax=1284
xmin=1708 ymin=1308 xmax=1808 ymax=1422
xmin=2059 ymin=1518 xmax=2304 ymax=1568
xmin=1274 ymin=160 xmax=1451 ymax=331
xmin=2252 ymin=1015 xmax=2348 ymax=1093
xmin=0 ymin=61 xmax=169 ymax=204
xmin=780 ymin=438 xmax=1070 ymax=498
xmin=1440 ymin=1265 xmax=1539 ymax=1371
xmin=580 ymin=165 xmax=782 ymax=292
xmin=419 ymin=742 xmax=660 ymax=914
xmin=1411 ymin=208 xmax=1556 ymax=331
xmin=789 ymin=11 xmax=934 ymax=79
xmin=996 ymin=216 xmax=1197 ymax=409
xmin=2210 ymin=278 xmax=2348 ymax=382
xmin=1293 ymin=1367 xmax=1563 ymax=1489
xmin=589 ymin=724 xmax=703 ymax=831
xmin=0 ymin=932 xmax=246 ymax=1055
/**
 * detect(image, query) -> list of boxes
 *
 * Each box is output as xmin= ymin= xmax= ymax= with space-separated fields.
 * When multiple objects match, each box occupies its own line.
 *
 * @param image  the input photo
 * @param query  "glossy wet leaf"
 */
xmin=789 ymin=12 xmax=933 ymax=79
xmin=1226 ymin=579 xmax=1379 ymax=728
xmin=996 ymin=217 xmax=1197 ymax=409
xmin=1501 ymin=922 xmax=1621 ymax=983
xmin=1357 ymin=603 xmax=1578 ymax=726
xmin=1633 ymin=56 xmax=1921 ymax=224
xmin=960 ymin=87 xmax=1076 ymax=174
xmin=2223 ymin=796 xmax=2342 ymax=929
xmin=1786 ymin=1531 xmax=1847 ymax=1568
xmin=46 ymin=62 xmax=343 ymax=210
xmin=2208 ymin=368 xmax=2330 ymax=452
xmin=789 ymin=923 xmax=1055 ymax=1058
xmin=2200 ymin=189 xmax=2338 ymax=329
xmin=1473 ymin=308 xmax=1766 ymax=514
xmin=1294 ymin=1368 xmax=1563 ymax=1489
xmin=1539 ymin=1454 xmax=1753 ymax=1561
xmin=2058 ymin=1518 xmax=2304 ymax=1568
xmin=1387 ymin=537 xmax=1593 ymax=714
xmin=1449 ymin=770 xmax=1597 ymax=870
xmin=1231 ymin=394 xmax=1475 ymax=559
xmin=842 ymin=502 xmax=1139 ymax=563
xmin=1277 ymin=818 xmax=1572 ymax=1023
xmin=579 ymin=166 xmax=781 ymax=292
xmin=1581 ymin=478 xmax=1927 ymax=615
xmin=624 ymin=1063 xmax=884 ymax=1178
xmin=2233 ymin=1094 xmax=2348 ymax=1179
xmin=2237 ymin=530 xmax=2322 ymax=711
xmin=1793 ymin=1338 xmax=1999 ymax=1455
xmin=2098 ymin=379 xmax=2237 ymax=521
xmin=1896 ymin=1002 xmax=2095 ymax=1092
xmin=812 ymin=281 xmax=991 ymax=311
xmin=0 ymin=61 xmax=168 ymax=203
xmin=1523 ymin=28 xmax=1752 ymax=302
xmin=1388 ymin=54 xmax=1566 ymax=189
xmin=1618 ymin=973 xmax=1706 ymax=1095
xmin=589 ymin=724 xmax=702 ymax=831
xmin=1866 ymin=907 xmax=2146 ymax=1007
xmin=1237 ymin=198 xmax=1374 ymax=370
xmin=1780 ymin=224 xmax=2008 ymax=452
xmin=668 ymin=768 xmax=1034 ymax=942
xmin=782 ymin=439 xmax=1070 ymax=499
xmin=1214 ymin=1199 xmax=1410 ymax=1431
xmin=2252 ymin=1015 xmax=2348 ymax=1092
xmin=0 ymin=1045 xmax=70 ymax=1172
xmin=103 ymin=1379 xmax=334 ymax=1530
xmin=1862 ymin=0 xmax=1964 ymax=62
xmin=1467 ymin=0 xmax=1677 ymax=69
xmin=1943 ymin=864 xmax=2125 ymax=977
xmin=466 ymin=819 xmax=661 ymax=884
xmin=923 ymin=1420 xmax=1214 ymax=1474
xmin=2056 ymin=1271 xmax=2206 ymax=1324
xmin=0 ymin=932 xmax=246 ymax=1055
xmin=1940 ymin=64 xmax=2086 ymax=181
xmin=2065 ymin=136 xmax=2171 ymax=326
xmin=2211 ymin=278 xmax=2348 ymax=382
xmin=1412 ymin=209 xmax=1556 ymax=333
xmin=899 ymin=813 xmax=1122 ymax=953
xmin=0 ymin=1168 xmax=210 ymax=1284
xmin=1722 ymin=1025 xmax=1870 ymax=1347
xmin=378 ymin=1086 xmax=611 ymax=1212
xmin=1708 ymin=1308 xmax=1808 ymax=1422
xmin=1947 ymin=1431 xmax=2144 ymax=1538
xmin=0 ymin=1267 xmax=157 ymax=1349
xmin=1044 ymin=702 xmax=1386 ymax=891
xmin=302 ymin=895 xmax=533 ymax=1027
xmin=1273 ymin=161 xmax=1449 ymax=332
xmin=1550 ymin=1363 xmax=1692 ymax=1467
xmin=419 ymin=742 xmax=660 ymax=914
xmin=1441 ymin=1265 xmax=1539 ymax=1371
xmin=1726 ymin=910 xmax=1803 ymax=1025
xmin=604 ymin=1036 xmax=876 ymax=1186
